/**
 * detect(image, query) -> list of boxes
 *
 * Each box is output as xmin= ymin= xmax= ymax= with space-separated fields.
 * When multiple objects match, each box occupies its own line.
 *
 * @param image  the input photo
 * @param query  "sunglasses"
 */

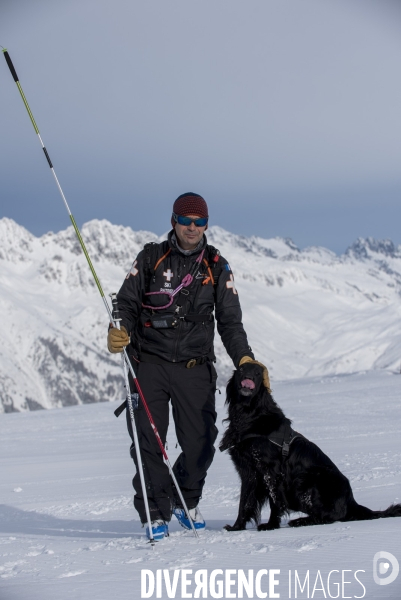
xmin=172 ymin=213 xmax=209 ymax=227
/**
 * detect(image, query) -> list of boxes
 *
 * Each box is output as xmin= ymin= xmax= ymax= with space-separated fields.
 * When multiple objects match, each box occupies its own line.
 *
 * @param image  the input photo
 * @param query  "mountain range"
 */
xmin=1 ymin=216 xmax=400 ymax=413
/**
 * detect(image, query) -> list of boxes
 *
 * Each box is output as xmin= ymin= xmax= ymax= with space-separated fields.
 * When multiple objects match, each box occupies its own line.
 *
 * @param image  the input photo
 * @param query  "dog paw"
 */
xmin=288 ymin=518 xmax=306 ymax=528
xmin=257 ymin=522 xmax=279 ymax=531
xmin=224 ymin=524 xmax=244 ymax=531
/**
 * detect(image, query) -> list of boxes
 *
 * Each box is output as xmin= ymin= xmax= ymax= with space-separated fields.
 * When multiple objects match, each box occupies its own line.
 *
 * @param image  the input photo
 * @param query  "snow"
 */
xmin=0 ymin=216 xmax=400 ymax=596
xmin=1 ymin=370 xmax=400 ymax=599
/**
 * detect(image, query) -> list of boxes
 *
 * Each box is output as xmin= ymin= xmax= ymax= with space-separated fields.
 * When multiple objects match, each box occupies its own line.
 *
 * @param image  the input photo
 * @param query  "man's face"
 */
xmin=174 ymin=215 xmax=207 ymax=250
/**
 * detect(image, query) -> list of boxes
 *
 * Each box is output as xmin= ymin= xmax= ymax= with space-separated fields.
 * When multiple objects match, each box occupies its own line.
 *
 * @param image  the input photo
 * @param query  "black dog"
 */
xmin=220 ymin=363 xmax=401 ymax=531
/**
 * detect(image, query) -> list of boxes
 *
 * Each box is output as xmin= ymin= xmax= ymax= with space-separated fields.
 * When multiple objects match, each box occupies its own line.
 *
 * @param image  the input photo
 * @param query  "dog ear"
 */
xmin=258 ymin=385 xmax=284 ymax=418
xmin=225 ymin=371 xmax=237 ymax=406
xmin=219 ymin=435 xmax=229 ymax=452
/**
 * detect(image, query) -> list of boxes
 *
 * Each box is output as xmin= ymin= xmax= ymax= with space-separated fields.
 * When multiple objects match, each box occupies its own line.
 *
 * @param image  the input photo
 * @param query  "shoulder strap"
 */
xmin=143 ymin=241 xmax=169 ymax=291
xmin=206 ymin=244 xmax=223 ymax=286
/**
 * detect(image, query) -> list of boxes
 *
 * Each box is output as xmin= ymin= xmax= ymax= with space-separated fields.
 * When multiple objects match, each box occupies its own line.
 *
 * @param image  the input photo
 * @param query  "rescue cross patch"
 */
xmin=163 ymin=269 xmax=174 ymax=282
xmin=226 ymin=273 xmax=237 ymax=294
xmin=126 ymin=260 xmax=138 ymax=279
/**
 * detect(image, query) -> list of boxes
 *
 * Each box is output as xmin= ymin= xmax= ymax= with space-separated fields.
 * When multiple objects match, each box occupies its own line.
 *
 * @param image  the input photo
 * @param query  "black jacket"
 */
xmin=117 ymin=231 xmax=253 ymax=367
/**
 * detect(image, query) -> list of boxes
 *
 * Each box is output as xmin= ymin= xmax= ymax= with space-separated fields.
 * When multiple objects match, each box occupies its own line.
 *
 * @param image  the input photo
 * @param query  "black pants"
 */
xmin=126 ymin=360 xmax=218 ymax=523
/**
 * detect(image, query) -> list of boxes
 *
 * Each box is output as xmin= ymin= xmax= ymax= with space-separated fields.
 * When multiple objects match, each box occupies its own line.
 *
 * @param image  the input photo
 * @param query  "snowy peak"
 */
xmin=0 ymin=217 xmax=35 ymax=262
xmin=207 ymin=226 xmax=301 ymax=259
xmin=346 ymin=237 xmax=401 ymax=260
xmin=58 ymin=220 xmax=159 ymax=267
xmin=0 ymin=217 xmax=158 ymax=268
xmin=344 ymin=237 xmax=401 ymax=288
xmin=207 ymin=226 xmax=339 ymax=265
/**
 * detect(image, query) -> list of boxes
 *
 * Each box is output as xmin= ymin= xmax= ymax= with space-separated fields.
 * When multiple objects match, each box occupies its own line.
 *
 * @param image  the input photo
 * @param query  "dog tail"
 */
xmin=346 ymin=501 xmax=401 ymax=521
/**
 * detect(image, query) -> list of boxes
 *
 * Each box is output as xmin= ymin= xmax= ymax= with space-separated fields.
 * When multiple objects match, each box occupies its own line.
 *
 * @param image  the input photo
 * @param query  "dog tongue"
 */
xmin=241 ymin=379 xmax=255 ymax=389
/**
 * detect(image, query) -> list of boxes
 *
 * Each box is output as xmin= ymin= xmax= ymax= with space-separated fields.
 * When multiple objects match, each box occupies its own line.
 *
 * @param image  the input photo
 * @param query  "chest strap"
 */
xmin=184 ymin=313 xmax=213 ymax=323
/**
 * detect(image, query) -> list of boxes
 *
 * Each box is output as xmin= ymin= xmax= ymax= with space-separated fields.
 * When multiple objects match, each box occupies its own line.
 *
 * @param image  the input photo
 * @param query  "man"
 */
xmin=107 ymin=192 xmax=270 ymax=540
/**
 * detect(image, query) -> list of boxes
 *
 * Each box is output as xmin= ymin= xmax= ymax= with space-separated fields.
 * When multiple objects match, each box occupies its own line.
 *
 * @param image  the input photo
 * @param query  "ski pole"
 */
xmin=1 ymin=46 xmax=154 ymax=542
xmin=2 ymin=47 xmax=198 ymax=539
xmin=109 ymin=294 xmax=154 ymax=546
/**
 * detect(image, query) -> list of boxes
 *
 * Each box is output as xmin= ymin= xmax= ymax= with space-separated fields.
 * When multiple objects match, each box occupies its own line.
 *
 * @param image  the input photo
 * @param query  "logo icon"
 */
xmin=226 ymin=274 xmax=237 ymax=294
xmin=373 ymin=551 xmax=399 ymax=586
xmin=163 ymin=269 xmax=174 ymax=282
xmin=126 ymin=260 xmax=138 ymax=279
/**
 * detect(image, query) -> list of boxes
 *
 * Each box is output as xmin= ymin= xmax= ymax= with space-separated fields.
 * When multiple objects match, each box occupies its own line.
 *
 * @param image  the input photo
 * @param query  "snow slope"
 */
xmin=1 ymin=217 xmax=401 ymax=413
xmin=0 ymin=371 xmax=400 ymax=599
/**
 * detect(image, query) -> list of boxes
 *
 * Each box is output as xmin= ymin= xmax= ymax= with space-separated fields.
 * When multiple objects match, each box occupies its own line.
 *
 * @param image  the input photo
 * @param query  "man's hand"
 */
xmin=107 ymin=326 xmax=130 ymax=353
xmin=239 ymin=356 xmax=271 ymax=392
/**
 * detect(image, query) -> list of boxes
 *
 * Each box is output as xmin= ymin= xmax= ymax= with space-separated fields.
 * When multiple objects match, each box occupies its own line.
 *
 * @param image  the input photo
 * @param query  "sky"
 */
xmin=1 ymin=0 xmax=401 ymax=253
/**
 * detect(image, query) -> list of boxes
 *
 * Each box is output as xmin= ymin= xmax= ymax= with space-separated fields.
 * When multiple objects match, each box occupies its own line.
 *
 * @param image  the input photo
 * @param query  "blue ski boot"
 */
xmin=173 ymin=507 xmax=206 ymax=531
xmin=145 ymin=520 xmax=169 ymax=541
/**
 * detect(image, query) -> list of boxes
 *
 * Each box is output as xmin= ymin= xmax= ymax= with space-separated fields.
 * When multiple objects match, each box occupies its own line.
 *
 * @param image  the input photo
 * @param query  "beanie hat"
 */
xmin=171 ymin=192 xmax=209 ymax=228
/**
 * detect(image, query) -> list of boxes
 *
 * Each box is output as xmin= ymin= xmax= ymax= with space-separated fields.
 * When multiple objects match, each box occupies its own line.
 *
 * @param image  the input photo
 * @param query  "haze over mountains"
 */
xmin=1 ymin=217 xmax=400 ymax=413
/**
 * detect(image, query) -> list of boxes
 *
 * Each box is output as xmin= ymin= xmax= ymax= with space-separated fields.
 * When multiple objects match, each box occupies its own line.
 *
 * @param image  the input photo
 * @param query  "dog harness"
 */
xmin=238 ymin=421 xmax=304 ymax=458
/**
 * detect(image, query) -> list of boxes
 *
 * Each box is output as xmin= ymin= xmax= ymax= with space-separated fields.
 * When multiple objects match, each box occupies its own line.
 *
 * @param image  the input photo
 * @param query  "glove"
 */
xmin=107 ymin=326 xmax=130 ymax=353
xmin=239 ymin=356 xmax=271 ymax=392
